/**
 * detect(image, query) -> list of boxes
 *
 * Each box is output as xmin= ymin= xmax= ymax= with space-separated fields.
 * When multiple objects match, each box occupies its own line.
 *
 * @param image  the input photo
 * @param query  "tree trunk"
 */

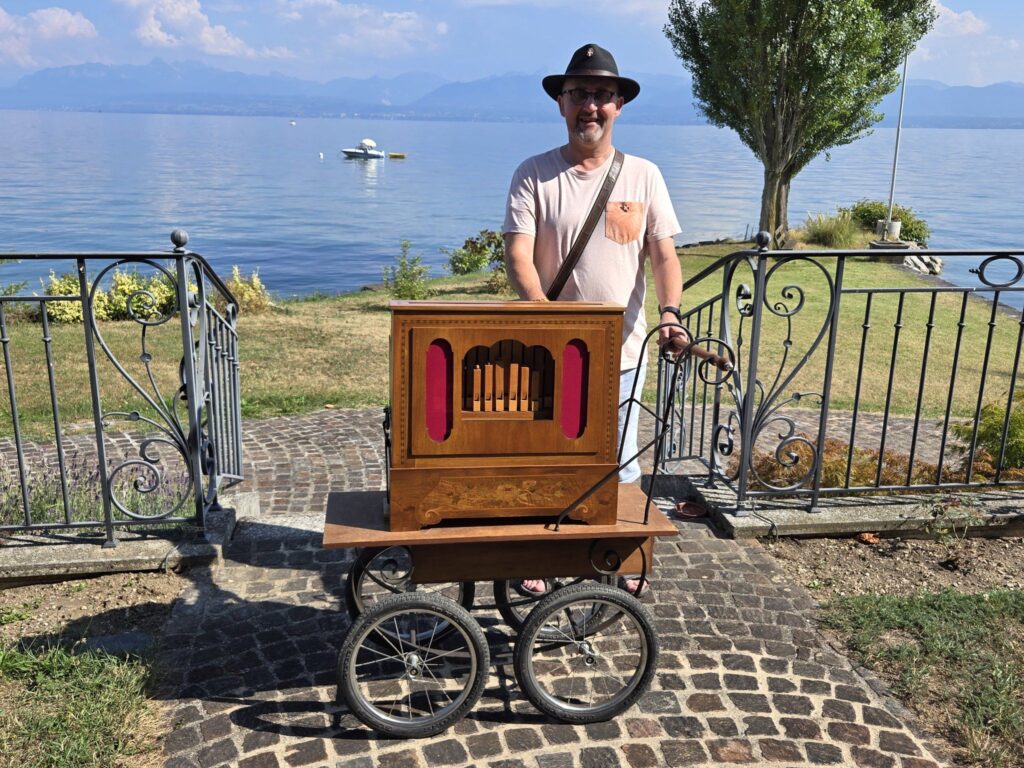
xmin=774 ymin=177 xmax=791 ymax=243
xmin=759 ymin=166 xmax=784 ymax=246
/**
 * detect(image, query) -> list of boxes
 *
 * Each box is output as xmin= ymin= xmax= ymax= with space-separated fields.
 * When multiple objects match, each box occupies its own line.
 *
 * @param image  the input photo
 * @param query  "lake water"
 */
xmin=1 ymin=110 xmax=1022 ymax=297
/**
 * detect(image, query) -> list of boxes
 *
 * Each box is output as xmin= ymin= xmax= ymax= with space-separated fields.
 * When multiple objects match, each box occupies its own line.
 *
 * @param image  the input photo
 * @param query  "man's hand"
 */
xmin=658 ymin=309 xmax=691 ymax=353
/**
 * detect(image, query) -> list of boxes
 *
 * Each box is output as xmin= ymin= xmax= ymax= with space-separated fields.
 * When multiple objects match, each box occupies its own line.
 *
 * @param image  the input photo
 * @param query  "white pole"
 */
xmin=884 ymin=54 xmax=909 ymax=241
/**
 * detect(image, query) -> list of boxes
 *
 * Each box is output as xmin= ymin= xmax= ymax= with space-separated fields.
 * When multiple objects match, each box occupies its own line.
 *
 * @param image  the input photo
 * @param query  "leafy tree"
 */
xmin=665 ymin=0 xmax=935 ymax=243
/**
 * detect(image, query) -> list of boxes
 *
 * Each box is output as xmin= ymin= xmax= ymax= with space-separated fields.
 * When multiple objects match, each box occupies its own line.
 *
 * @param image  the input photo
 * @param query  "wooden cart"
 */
xmin=322 ymin=302 xmax=729 ymax=738
xmin=323 ymin=485 xmax=678 ymax=738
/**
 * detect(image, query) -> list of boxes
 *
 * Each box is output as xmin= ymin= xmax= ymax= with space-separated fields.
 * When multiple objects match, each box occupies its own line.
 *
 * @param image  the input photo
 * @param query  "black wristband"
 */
xmin=659 ymin=305 xmax=682 ymax=321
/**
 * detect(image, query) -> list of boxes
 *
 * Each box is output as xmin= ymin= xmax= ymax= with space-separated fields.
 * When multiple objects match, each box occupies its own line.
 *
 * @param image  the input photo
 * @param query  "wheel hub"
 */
xmin=405 ymin=652 xmax=425 ymax=677
xmin=578 ymin=640 xmax=599 ymax=666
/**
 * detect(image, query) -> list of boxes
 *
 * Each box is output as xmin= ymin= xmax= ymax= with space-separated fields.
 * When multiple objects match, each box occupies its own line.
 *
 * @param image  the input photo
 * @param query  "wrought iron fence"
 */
xmin=657 ymin=233 xmax=1024 ymax=516
xmin=0 ymin=230 xmax=241 ymax=545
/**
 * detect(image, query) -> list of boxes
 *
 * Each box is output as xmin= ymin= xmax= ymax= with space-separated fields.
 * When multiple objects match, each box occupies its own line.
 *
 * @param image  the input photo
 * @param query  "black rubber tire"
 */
xmin=345 ymin=546 xmax=475 ymax=628
xmin=338 ymin=592 xmax=489 ymax=738
xmin=492 ymin=575 xmax=614 ymax=636
xmin=513 ymin=582 xmax=657 ymax=724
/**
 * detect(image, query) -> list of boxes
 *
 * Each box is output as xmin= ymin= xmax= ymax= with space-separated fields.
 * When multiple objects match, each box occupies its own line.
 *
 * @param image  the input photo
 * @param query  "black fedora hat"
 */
xmin=542 ymin=43 xmax=640 ymax=104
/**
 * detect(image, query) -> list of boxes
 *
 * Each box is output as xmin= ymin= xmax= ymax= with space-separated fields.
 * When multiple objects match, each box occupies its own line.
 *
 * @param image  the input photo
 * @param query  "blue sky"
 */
xmin=0 ymin=1 xmax=1020 ymax=87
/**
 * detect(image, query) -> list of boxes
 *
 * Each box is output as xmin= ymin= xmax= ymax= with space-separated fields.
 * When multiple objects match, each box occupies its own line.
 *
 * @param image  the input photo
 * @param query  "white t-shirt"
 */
xmin=502 ymin=147 xmax=681 ymax=370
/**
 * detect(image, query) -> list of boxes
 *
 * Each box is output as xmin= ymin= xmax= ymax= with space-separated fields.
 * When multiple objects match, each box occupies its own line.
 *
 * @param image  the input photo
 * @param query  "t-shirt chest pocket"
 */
xmin=605 ymin=201 xmax=644 ymax=245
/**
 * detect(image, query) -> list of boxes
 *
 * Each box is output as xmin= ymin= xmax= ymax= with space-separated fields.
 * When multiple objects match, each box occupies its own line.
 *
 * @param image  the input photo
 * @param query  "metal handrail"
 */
xmin=0 ymin=230 xmax=242 ymax=545
xmin=12 ymin=249 xmax=238 ymax=309
xmin=659 ymin=233 xmax=1024 ymax=515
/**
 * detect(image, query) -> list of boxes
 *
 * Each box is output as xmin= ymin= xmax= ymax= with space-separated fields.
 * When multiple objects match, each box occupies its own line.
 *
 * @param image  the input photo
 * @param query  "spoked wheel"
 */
xmin=493 ymin=575 xmax=614 ymax=636
xmin=346 ymin=546 xmax=475 ymax=641
xmin=337 ymin=592 xmax=489 ymax=738
xmin=513 ymin=582 xmax=658 ymax=724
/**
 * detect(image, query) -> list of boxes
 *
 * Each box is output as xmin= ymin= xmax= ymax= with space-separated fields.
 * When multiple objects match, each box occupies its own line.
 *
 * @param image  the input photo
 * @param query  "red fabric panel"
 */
xmin=560 ymin=340 xmax=589 ymax=439
xmin=425 ymin=340 xmax=452 ymax=442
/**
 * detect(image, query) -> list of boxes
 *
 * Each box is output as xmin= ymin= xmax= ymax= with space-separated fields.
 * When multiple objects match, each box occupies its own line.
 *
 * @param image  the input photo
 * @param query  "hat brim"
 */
xmin=542 ymin=74 xmax=640 ymax=104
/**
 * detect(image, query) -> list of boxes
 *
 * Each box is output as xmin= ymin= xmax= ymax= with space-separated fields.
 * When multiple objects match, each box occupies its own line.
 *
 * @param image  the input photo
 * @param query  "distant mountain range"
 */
xmin=2 ymin=59 xmax=1022 ymax=128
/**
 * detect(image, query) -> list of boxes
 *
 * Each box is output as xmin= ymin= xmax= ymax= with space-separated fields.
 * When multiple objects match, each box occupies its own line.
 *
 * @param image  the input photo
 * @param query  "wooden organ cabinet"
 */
xmin=388 ymin=301 xmax=625 ymax=532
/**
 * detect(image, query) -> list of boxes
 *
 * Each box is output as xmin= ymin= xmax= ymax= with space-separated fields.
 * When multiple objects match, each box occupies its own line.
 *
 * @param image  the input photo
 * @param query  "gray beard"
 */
xmin=573 ymin=122 xmax=604 ymax=144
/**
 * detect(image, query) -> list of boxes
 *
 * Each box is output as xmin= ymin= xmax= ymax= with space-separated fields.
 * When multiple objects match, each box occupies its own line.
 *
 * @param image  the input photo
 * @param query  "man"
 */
xmin=503 ymin=43 xmax=688 ymax=596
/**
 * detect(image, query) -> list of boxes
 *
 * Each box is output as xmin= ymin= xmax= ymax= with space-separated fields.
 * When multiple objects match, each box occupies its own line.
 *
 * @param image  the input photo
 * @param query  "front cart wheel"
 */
xmin=513 ymin=582 xmax=657 ymax=724
xmin=338 ymin=592 xmax=489 ymax=738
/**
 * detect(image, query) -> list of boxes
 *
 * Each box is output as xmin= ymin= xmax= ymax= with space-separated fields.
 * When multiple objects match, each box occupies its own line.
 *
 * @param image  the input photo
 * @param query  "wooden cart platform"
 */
xmin=323 ymin=483 xmax=678 ymax=583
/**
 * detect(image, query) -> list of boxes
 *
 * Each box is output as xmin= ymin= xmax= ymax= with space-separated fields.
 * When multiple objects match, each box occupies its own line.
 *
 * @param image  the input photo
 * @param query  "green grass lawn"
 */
xmin=678 ymin=243 xmax=1024 ymax=421
xmin=821 ymin=589 xmax=1024 ymax=768
xmin=0 ymin=644 xmax=162 ymax=768
xmin=2 ymin=241 xmax=1020 ymax=444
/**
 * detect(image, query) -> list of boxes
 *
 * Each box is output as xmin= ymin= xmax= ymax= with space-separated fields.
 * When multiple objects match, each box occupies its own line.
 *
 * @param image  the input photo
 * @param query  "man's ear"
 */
xmin=557 ymin=94 xmax=567 ymax=117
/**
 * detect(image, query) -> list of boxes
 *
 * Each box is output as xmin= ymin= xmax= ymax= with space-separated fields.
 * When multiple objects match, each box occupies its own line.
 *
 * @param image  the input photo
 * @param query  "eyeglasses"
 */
xmin=561 ymin=87 xmax=618 ymax=106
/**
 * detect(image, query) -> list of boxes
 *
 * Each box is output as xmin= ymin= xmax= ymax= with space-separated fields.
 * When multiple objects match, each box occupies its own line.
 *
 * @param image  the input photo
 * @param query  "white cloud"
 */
xmin=458 ymin=0 xmax=669 ymax=21
xmin=118 ymin=0 xmax=294 ymax=58
xmin=0 ymin=6 xmax=97 ymax=67
xmin=276 ymin=1 xmax=448 ymax=57
xmin=933 ymin=2 xmax=988 ymax=36
xmin=28 ymin=7 xmax=98 ymax=40
xmin=911 ymin=3 xmax=1022 ymax=84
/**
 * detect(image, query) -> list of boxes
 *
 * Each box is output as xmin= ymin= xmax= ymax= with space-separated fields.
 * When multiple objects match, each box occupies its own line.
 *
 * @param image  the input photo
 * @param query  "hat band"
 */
xmin=564 ymin=68 xmax=619 ymax=80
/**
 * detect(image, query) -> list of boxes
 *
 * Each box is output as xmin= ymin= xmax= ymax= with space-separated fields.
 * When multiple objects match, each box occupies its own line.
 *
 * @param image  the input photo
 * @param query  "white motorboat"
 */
xmin=341 ymin=138 xmax=385 ymax=159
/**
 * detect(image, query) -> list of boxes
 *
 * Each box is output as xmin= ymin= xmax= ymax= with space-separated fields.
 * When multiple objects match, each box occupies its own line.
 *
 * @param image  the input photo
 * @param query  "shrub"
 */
xmin=844 ymin=199 xmax=931 ymax=245
xmin=443 ymin=229 xmax=513 ymax=294
xmin=803 ymin=211 xmax=859 ymax=248
xmin=0 ymin=259 xmax=26 ymax=297
xmin=43 ymin=270 xmax=109 ymax=323
xmin=221 ymin=266 xmax=272 ymax=315
xmin=744 ymin=435 xmax=940 ymax=491
xmin=106 ymin=269 xmax=176 ymax=321
xmin=486 ymin=264 xmax=512 ymax=294
xmin=383 ymin=241 xmax=432 ymax=300
xmin=444 ymin=229 xmax=503 ymax=275
xmin=44 ymin=269 xmax=184 ymax=323
xmin=741 ymin=431 xmax=1024 ymax=495
xmin=951 ymin=390 xmax=1024 ymax=471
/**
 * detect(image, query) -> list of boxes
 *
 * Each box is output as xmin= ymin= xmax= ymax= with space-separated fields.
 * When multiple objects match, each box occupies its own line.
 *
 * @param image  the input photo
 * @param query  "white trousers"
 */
xmin=617 ymin=364 xmax=647 ymax=483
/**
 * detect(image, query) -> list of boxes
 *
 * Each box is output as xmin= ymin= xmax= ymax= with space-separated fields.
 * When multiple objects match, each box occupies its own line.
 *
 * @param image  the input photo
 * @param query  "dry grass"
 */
xmin=0 ymin=274 xmax=510 ymax=438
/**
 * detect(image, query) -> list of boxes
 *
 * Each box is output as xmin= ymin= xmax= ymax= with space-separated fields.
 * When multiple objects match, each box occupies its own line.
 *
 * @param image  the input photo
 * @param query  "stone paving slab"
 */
xmin=155 ymin=408 xmax=949 ymax=768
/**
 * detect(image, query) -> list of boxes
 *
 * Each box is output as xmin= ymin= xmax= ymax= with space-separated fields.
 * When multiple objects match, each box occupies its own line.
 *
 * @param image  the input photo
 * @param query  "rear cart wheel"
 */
xmin=346 ymin=546 xmax=475 ymax=642
xmin=493 ymin=575 xmax=614 ymax=636
xmin=337 ymin=592 xmax=489 ymax=738
xmin=513 ymin=582 xmax=657 ymax=724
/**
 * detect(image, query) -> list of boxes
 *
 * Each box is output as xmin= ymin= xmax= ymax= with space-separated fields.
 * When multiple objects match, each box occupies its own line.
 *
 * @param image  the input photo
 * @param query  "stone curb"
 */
xmin=0 ymin=492 xmax=259 ymax=584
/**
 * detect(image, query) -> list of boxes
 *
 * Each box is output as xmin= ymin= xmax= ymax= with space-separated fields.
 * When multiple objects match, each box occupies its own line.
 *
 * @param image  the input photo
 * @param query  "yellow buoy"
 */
xmin=388 ymin=152 xmax=406 ymax=159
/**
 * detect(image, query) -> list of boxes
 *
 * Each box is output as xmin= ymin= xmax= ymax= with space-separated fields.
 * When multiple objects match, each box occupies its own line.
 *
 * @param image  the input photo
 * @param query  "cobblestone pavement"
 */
xmin=155 ymin=408 xmax=948 ymax=768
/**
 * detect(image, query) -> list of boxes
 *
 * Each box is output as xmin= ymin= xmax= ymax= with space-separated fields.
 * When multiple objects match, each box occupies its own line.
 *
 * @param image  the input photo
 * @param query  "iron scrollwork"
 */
xmin=89 ymin=258 xmax=211 ymax=521
xmin=707 ymin=255 xmax=835 ymax=492
xmin=970 ymin=254 xmax=1024 ymax=289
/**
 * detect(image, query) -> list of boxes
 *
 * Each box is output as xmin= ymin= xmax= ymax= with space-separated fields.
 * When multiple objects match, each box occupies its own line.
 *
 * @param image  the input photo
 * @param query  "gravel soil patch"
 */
xmin=763 ymin=534 xmax=1024 ymax=599
xmin=0 ymin=570 xmax=188 ymax=645
xmin=766 ymin=534 xmax=1024 ymax=767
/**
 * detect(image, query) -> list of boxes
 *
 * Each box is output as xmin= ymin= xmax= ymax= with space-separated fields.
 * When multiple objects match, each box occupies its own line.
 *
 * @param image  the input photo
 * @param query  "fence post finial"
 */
xmin=171 ymin=229 xmax=189 ymax=253
xmin=755 ymin=230 xmax=771 ymax=251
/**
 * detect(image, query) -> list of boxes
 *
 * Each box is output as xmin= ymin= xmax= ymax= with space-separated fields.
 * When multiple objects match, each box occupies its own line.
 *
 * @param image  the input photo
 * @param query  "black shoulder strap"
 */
xmin=545 ymin=149 xmax=625 ymax=301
